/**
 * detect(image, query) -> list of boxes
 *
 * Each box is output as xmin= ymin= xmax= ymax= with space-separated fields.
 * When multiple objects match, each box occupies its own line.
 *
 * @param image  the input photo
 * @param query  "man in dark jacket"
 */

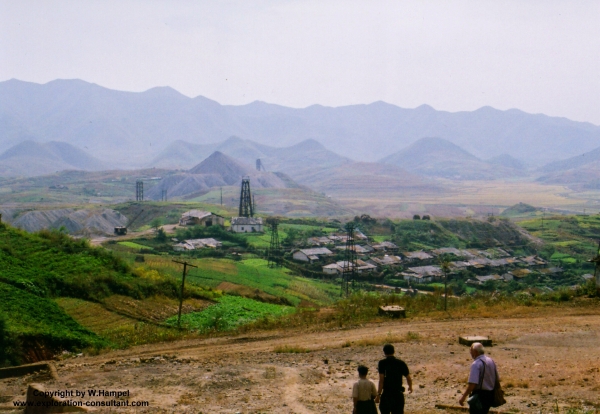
xmin=375 ymin=343 xmax=413 ymax=414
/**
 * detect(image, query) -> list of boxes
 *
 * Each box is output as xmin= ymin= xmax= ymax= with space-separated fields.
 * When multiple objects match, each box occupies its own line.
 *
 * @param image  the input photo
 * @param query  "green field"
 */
xmin=118 ymin=241 xmax=152 ymax=250
xmin=166 ymin=295 xmax=294 ymax=332
xmin=135 ymin=255 xmax=338 ymax=306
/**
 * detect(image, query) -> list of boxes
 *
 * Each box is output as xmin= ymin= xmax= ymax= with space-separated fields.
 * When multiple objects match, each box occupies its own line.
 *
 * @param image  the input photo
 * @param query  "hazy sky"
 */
xmin=1 ymin=1 xmax=599 ymax=124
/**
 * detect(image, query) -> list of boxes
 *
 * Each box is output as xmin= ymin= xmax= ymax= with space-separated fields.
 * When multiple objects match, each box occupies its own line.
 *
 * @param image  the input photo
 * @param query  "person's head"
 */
xmin=470 ymin=342 xmax=485 ymax=359
xmin=383 ymin=343 xmax=395 ymax=356
xmin=357 ymin=365 xmax=369 ymax=378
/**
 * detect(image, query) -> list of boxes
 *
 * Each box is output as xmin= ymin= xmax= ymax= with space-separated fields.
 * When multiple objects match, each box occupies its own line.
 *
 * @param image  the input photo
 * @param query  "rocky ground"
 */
xmin=2 ymin=308 xmax=600 ymax=413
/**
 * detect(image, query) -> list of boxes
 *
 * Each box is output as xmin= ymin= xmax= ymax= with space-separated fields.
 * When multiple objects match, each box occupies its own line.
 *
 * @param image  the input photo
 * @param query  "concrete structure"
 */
xmin=458 ymin=336 xmax=492 ymax=347
xmin=293 ymin=247 xmax=333 ymax=262
xmin=378 ymin=305 xmax=406 ymax=318
xmin=230 ymin=216 xmax=263 ymax=233
xmin=179 ymin=210 xmax=225 ymax=227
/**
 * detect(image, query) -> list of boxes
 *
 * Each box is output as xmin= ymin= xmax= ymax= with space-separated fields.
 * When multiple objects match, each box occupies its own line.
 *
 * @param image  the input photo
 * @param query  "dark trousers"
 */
xmin=355 ymin=399 xmax=377 ymax=414
xmin=379 ymin=392 xmax=405 ymax=414
xmin=469 ymin=390 xmax=493 ymax=414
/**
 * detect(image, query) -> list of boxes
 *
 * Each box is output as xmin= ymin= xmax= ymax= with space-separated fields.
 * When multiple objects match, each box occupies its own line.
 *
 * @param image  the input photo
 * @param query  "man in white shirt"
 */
xmin=459 ymin=342 xmax=498 ymax=414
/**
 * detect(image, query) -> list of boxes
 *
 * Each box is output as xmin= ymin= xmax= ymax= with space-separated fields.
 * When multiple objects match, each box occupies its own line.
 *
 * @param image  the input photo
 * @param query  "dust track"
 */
xmin=2 ymin=308 xmax=600 ymax=413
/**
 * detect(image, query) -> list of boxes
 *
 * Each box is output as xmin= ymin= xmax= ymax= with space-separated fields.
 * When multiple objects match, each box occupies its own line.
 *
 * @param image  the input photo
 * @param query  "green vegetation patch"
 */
xmin=0 ymin=282 xmax=104 ymax=364
xmin=117 ymin=241 xmax=151 ymax=250
xmin=186 ymin=258 xmax=338 ymax=306
xmin=0 ymin=224 xmax=180 ymax=301
xmin=166 ymin=295 xmax=294 ymax=332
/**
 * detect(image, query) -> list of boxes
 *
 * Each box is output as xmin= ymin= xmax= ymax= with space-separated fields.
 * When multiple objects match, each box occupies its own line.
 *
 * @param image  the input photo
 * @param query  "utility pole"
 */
xmin=440 ymin=256 xmax=450 ymax=311
xmin=172 ymin=260 xmax=198 ymax=328
xmin=220 ymin=187 xmax=223 ymax=206
xmin=541 ymin=209 xmax=545 ymax=233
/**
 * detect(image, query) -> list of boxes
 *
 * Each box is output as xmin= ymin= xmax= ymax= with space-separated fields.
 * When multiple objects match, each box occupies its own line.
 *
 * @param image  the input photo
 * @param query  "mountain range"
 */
xmin=0 ymin=140 xmax=105 ymax=177
xmin=2 ymin=78 xmax=600 ymax=168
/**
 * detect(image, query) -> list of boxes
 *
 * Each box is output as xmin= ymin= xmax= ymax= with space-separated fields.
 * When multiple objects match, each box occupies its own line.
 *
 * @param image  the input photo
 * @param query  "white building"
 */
xmin=230 ymin=217 xmax=264 ymax=233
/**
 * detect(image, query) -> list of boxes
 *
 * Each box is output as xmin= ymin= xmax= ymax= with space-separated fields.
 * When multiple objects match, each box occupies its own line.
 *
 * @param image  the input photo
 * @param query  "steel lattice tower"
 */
xmin=239 ymin=178 xmax=254 ymax=217
xmin=267 ymin=218 xmax=281 ymax=268
xmin=341 ymin=222 xmax=357 ymax=297
xmin=136 ymin=180 xmax=144 ymax=201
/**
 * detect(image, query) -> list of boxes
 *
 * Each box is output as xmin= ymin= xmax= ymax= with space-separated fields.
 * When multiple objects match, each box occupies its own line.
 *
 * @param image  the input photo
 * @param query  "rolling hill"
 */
xmin=146 ymin=151 xmax=300 ymax=200
xmin=0 ymin=140 xmax=106 ymax=177
xmin=3 ymin=79 xmax=600 ymax=167
xmin=379 ymin=137 xmax=521 ymax=180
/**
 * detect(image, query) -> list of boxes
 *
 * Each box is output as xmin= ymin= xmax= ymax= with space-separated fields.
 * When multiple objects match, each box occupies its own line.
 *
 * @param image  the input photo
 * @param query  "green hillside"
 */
xmin=0 ymin=222 xmax=183 ymax=365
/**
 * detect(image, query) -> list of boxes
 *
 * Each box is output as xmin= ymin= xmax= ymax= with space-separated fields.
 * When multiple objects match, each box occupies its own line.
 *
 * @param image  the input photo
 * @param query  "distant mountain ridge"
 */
xmin=380 ymin=137 xmax=522 ymax=180
xmin=0 ymin=140 xmax=105 ymax=177
xmin=2 ymin=78 xmax=600 ymax=168
xmin=150 ymin=136 xmax=351 ymax=175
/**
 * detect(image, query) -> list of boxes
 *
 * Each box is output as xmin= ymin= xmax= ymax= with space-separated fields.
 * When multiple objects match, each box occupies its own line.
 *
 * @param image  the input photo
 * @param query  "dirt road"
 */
xmin=2 ymin=308 xmax=600 ymax=413
xmin=89 ymin=224 xmax=179 ymax=246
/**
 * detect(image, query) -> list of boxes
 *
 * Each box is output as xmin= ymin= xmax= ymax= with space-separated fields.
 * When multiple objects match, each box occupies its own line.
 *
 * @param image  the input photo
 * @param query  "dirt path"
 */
xmin=2 ymin=309 xmax=600 ymax=413
xmin=89 ymin=224 xmax=178 ymax=246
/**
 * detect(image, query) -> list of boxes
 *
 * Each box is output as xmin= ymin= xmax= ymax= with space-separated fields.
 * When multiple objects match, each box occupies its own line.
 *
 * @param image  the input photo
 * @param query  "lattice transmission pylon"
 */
xmin=267 ymin=217 xmax=281 ymax=268
xmin=239 ymin=177 xmax=254 ymax=217
xmin=135 ymin=180 xmax=144 ymax=201
xmin=341 ymin=222 xmax=357 ymax=297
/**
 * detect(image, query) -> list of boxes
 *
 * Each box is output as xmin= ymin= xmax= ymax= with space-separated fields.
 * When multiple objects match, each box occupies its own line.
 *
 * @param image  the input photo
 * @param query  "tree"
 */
xmin=155 ymin=227 xmax=167 ymax=242
xmin=150 ymin=218 xmax=162 ymax=233
xmin=413 ymin=214 xmax=421 ymax=220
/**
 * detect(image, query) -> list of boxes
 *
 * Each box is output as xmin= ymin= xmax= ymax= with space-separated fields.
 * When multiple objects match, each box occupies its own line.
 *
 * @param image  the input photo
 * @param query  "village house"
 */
xmin=292 ymin=247 xmax=333 ymax=262
xmin=475 ymin=274 xmax=504 ymax=284
xmin=328 ymin=234 xmax=349 ymax=243
xmin=401 ymin=265 xmax=443 ymax=283
xmin=354 ymin=229 xmax=368 ymax=240
xmin=510 ymin=268 xmax=532 ymax=279
xmin=306 ymin=236 xmax=332 ymax=246
xmin=335 ymin=244 xmax=371 ymax=255
xmin=322 ymin=259 xmax=376 ymax=274
xmin=230 ymin=217 xmax=264 ymax=233
xmin=371 ymin=241 xmax=398 ymax=252
xmin=402 ymin=251 xmax=434 ymax=263
xmin=368 ymin=255 xmax=402 ymax=267
xmin=539 ymin=267 xmax=564 ymax=276
xmin=322 ymin=263 xmax=343 ymax=275
xmin=448 ymin=261 xmax=471 ymax=270
xmin=431 ymin=247 xmax=464 ymax=257
xmin=520 ymin=255 xmax=547 ymax=267
xmin=173 ymin=238 xmax=222 ymax=251
xmin=179 ymin=210 xmax=225 ymax=227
